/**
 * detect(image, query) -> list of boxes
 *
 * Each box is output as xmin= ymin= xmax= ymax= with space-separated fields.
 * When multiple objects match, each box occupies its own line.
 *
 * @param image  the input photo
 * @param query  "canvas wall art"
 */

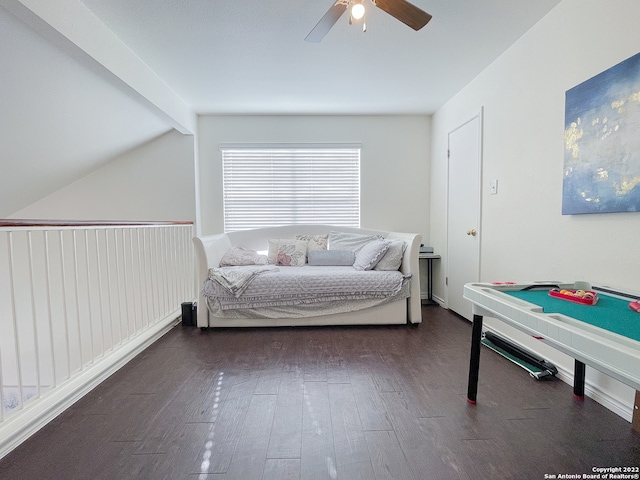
xmin=563 ymin=51 xmax=640 ymax=214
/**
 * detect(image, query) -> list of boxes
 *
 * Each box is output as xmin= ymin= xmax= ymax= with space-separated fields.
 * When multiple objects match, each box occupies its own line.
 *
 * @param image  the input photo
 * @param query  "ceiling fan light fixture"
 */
xmin=351 ymin=2 xmax=365 ymax=20
xmin=305 ymin=0 xmax=432 ymax=43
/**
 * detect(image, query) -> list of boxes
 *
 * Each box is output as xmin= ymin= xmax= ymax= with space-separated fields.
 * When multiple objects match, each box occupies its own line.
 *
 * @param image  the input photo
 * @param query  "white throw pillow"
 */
xmin=328 ymin=231 xmax=384 ymax=252
xmin=267 ymin=238 xmax=295 ymax=264
xmin=295 ymin=234 xmax=328 ymax=252
xmin=275 ymin=240 xmax=308 ymax=266
xmin=353 ymin=239 xmax=391 ymax=271
xmin=374 ymin=240 xmax=406 ymax=271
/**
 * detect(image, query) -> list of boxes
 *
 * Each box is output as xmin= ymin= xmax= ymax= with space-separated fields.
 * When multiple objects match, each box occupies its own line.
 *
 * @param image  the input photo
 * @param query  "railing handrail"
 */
xmin=1 ymin=220 xmax=193 ymax=227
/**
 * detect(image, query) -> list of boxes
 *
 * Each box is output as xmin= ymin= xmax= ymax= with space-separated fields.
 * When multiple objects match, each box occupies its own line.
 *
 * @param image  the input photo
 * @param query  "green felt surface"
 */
xmin=505 ymin=290 xmax=640 ymax=342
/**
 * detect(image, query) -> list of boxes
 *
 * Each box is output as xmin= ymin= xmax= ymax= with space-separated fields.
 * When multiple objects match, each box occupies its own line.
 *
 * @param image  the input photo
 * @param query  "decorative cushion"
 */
xmin=267 ymin=238 xmax=294 ymax=264
xmin=275 ymin=240 xmax=308 ymax=266
xmin=353 ymin=239 xmax=391 ymax=271
xmin=374 ymin=240 xmax=406 ymax=271
xmin=296 ymin=234 xmax=328 ymax=252
xmin=220 ymin=246 xmax=268 ymax=266
xmin=328 ymin=231 xmax=384 ymax=253
xmin=308 ymin=249 xmax=355 ymax=266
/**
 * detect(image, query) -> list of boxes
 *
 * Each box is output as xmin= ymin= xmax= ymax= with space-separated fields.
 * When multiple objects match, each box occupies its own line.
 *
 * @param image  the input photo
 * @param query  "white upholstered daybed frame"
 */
xmin=193 ymin=225 xmax=422 ymax=328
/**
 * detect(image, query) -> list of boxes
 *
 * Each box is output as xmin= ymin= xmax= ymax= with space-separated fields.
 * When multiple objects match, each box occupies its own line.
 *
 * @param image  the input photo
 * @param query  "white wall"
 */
xmin=197 ymin=115 xmax=430 ymax=237
xmin=430 ymin=0 xmax=640 ymax=420
xmin=11 ymin=130 xmax=196 ymax=222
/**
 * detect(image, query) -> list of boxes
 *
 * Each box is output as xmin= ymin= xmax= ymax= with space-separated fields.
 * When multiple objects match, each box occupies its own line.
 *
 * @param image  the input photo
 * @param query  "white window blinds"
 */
xmin=221 ymin=145 xmax=361 ymax=232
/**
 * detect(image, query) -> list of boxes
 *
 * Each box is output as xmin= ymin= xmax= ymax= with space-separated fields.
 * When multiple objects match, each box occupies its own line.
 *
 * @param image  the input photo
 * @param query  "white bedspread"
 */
xmin=202 ymin=265 xmax=410 ymax=311
xmin=207 ymin=265 xmax=279 ymax=297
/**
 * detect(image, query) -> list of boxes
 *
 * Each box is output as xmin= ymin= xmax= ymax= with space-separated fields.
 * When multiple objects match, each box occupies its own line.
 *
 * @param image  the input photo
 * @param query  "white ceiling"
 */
xmin=80 ymin=0 xmax=561 ymax=115
xmin=2 ymin=0 xmax=561 ymax=217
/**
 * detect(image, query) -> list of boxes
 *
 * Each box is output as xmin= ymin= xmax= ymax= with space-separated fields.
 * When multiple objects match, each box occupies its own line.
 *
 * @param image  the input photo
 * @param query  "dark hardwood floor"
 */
xmin=1 ymin=306 xmax=638 ymax=479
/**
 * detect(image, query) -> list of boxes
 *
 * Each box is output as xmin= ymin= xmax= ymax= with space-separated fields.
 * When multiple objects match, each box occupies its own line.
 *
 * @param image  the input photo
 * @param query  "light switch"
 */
xmin=490 ymin=179 xmax=498 ymax=195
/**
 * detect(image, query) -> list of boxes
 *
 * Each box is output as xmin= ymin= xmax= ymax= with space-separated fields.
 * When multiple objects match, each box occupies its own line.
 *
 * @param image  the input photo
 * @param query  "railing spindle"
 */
xmin=6 ymin=233 xmax=24 ymax=411
xmin=83 ymin=230 xmax=95 ymax=363
xmin=59 ymin=231 xmax=72 ymax=380
xmin=43 ymin=231 xmax=57 ymax=389
xmin=71 ymin=231 xmax=83 ymax=370
xmin=94 ymin=230 xmax=105 ymax=358
xmin=26 ymin=232 xmax=42 ymax=399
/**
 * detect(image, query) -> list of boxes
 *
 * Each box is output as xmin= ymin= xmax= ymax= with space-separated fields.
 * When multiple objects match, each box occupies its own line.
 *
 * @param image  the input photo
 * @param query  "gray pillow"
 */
xmin=353 ymin=239 xmax=391 ymax=271
xmin=308 ymin=249 xmax=355 ymax=266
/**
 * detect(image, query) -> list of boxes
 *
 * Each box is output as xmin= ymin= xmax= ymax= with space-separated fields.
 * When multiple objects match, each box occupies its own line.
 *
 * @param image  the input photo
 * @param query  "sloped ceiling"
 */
xmin=0 ymin=6 xmax=173 ymax=217
xmin=1 ymin=0 xmax=561 ymax=217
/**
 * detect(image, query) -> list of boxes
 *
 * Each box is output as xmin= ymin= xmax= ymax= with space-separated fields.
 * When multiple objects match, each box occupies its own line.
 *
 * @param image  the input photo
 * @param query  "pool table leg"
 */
xmin=467 ymin=314 xmax=484 ymax=404
xmin=633 ymin=391 xmax=640 ymax=433
xmin=573 ymin=360 xmax=585 ymax=398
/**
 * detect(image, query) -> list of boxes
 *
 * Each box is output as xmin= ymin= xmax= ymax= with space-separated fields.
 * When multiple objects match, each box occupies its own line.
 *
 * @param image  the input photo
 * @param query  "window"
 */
xmin=221 ymin=144 xmax=360 ymax=232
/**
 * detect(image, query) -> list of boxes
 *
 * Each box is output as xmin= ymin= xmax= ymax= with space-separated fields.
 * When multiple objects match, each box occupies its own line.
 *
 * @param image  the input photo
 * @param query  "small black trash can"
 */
xmin=181 ymin=302 xmax=195 ymax=326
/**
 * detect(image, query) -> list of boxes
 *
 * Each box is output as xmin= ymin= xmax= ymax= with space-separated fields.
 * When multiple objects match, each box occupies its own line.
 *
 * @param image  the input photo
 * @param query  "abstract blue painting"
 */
xmin=563 ymin=51 xmax=640 ymax=214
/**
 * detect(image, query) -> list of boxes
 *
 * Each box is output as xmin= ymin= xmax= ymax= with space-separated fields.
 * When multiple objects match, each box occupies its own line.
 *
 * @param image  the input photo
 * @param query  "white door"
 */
xmin=447 ymin=111 xmax=482 ymax=320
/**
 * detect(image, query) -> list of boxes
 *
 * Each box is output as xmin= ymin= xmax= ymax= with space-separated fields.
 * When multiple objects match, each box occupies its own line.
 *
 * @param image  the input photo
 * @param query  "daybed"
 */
xmin=193 ymin=225 xmax=422 ymax=328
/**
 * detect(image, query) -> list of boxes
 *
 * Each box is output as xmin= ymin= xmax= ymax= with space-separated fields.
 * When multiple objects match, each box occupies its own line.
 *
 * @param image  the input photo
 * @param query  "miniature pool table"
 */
xmin=463 ymin=281 xmax=640 ymax=430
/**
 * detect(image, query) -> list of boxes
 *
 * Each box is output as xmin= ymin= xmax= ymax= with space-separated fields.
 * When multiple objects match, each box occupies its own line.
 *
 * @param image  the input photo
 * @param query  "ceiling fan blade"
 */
xmin=374 ymin=0 xmax=432 ymax=31
xmin=305 ymin=1 xmax=348 ymax=43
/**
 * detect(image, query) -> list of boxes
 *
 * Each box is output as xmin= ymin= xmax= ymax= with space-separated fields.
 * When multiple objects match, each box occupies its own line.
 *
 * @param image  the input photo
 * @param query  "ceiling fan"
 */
xmin=305 ymin=0 xmax=432 ymax=43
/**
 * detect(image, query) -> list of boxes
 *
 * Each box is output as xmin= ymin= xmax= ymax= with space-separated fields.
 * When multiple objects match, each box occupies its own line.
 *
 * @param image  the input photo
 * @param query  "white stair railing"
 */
xmin=0 ymin=220 xmax=195 ymax=459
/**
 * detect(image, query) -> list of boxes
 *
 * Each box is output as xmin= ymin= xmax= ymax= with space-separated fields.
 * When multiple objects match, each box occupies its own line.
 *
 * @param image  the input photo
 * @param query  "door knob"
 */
xmin=466 ymin=229 xmax=477 ymax=236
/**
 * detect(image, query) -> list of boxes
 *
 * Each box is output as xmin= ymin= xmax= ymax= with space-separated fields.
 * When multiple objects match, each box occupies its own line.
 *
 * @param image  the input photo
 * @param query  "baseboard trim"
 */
xmin=430 ymin=294 xmax=445 ymax=307
xmin=0 ymin=312 xmax=180 ymax=461
xmin=554 ymin=365 xmax=633 ymax=422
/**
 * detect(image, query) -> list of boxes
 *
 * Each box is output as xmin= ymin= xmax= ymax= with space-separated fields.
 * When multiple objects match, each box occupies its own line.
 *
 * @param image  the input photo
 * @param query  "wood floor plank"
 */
xmin=328 ymin=383 xmax=375 ymax=480
xmin=262 ymin=459 xmax=300 ymax=480
xmin=186 ymin=369 xmax=228 ymax=424
xmin=124 ymin=422 xmax=214 ymax=479
xmin=323 ymin=335 xmax=350 ymax=384
xmin=300 ymin=381 xmax=337 ymax=480
xmin=370 ymin=353 xmax=403 ymax=393
xmin=364 ymin=430 xmax=417 ymax=480
xmin=197 ymin=374 xmax=258 ymax=474
xmin=348 ymin=361 xmax=394 ymax=431
xmin=380 ymin=388 xmax=474 ymax=479
xmin=267 ymin=371 xmax=303 ymax=459
xmin=137 ymin=367 xmax=224 ymax=454
xmin=223 ymin=393 xmax=277 ymax=480
xmin=254 ymin=366 xmax=283 ymax=395
xmin=301 ymin=358 xmax=327 ymax=383
xmin=325 ymin=353 xmax=350 ymax=385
